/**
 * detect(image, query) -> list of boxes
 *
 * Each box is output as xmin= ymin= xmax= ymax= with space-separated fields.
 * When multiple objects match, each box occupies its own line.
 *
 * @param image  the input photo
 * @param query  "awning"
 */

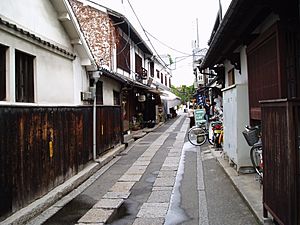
xmin=160 ymin=90 xmax=181 ymax=110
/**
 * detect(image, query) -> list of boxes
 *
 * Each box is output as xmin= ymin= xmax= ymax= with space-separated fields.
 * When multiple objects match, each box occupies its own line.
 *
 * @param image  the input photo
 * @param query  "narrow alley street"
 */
xmin=25 ymin=113 xmax=259 ymax=225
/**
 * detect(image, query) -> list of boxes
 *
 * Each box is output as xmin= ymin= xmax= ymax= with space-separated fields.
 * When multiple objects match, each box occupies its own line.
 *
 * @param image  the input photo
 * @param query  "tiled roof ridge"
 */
xmin=0 ymin=17 xmax=76 ymax=60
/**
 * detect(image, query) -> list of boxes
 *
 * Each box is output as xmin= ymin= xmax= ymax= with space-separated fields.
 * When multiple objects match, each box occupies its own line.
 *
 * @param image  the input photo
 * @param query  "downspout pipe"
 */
xmin=91 ymin=70 xmax=102 ymax=161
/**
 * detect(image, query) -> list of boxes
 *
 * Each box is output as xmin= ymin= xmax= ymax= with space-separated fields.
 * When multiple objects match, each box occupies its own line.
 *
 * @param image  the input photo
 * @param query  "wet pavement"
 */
xmin=22 ymin=113 xmax=263 ymax=225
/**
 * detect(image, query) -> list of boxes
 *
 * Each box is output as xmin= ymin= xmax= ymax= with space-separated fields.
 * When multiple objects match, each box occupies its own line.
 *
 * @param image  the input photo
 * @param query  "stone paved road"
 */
xmin=26 ymin=114 xmax=259 ymax=225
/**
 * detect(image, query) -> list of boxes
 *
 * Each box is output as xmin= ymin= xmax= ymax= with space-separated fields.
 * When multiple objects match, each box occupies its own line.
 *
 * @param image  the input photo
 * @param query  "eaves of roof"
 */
xmin=0 ymin=17 xmax=76 ymax=60
xmin=51 ymin=0 xmax=96 ymax=67
xmin=101 ymin=68 xmax=127 ymax=83
xmin=102 ymin=68 xmax=152 ymax=90
xmin=107 ymin=9 xmax=153 ymax=56
xmin=200 ymin=0 xmax=271 ymax=69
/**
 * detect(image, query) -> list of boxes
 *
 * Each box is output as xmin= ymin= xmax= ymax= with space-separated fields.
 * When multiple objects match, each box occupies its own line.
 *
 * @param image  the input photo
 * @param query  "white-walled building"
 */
xmin=0 ymin=0 xmax=95 ymax=106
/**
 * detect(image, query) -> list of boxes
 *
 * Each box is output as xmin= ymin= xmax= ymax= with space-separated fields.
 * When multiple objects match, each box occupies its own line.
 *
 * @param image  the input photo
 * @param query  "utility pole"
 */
xmin=196 ymin=18 xmax=199 ymax=48
xmin=218 ymin=0 xmax=223 ymax=23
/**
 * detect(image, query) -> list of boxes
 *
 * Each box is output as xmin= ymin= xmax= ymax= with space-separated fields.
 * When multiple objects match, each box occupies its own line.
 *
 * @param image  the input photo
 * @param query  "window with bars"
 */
xmin=116 ymin=36 xmax=130 ymax=73
xmin=150 ymin=61 xmax=154 ymax=77
xmin=135 ymin=53 xmax=142 ymax=76
xmin=15 ymin=50 xmax=35 ymax=102
xmin=0 ymin=45 xmax=7 ymax=101
xmin=113 ymin=90 xmax=120 ymax=105
xmin=227 ymin=68 xmax=235 ymax=87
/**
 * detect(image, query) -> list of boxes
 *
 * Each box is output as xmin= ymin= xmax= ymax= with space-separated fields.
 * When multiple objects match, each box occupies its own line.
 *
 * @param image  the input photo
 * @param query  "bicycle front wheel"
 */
xmin=250 ymin=145 xmax=263 ymax=178
xmin=188 ymin=126 xmax=207 ymax=146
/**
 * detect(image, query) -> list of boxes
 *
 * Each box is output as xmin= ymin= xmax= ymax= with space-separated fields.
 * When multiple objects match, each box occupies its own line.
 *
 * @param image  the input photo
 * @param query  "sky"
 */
xmin=94 ymin=0 xmax=232 ymax=87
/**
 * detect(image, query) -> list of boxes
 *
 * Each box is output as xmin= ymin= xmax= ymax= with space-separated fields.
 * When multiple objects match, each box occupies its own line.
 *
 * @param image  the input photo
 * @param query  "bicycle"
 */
xmin=242 ymin=125 xmax=263 ymax=183
xmin=188 ymin=122 xmax=214 ymax=146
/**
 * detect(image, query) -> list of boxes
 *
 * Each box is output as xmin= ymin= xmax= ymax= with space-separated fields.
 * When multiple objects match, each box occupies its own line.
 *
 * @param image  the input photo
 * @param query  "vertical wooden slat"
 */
xmin=0 ymin=105 xmax=122 ymax=218
xmin=261 ymin=99 xmax=299 ymax=225
xmin=0 ymin=108 xmax=12 ymax=217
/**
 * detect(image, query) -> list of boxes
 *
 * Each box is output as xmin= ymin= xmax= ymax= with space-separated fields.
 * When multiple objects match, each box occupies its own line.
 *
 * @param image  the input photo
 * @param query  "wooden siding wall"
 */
xmin=247 ymin=24 xmax=281 ymax=121
xmin=261 ymin=99 xmax=299 ymax=225
xmin=0 ymin=105 xmax=121 ymax=219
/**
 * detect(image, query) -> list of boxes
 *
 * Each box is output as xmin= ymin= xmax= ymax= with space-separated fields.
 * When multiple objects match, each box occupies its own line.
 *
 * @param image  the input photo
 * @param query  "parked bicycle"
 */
xmin=242 ymin=125 xmax=263 ymax=183
xmin=188 ymin=121 xmax=214 ymax=146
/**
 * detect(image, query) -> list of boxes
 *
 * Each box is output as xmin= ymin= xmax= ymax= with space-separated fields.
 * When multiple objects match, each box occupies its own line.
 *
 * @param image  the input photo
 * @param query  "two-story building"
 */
xmin=0 ymin=0 xmax=178 ymax=221
xmin=200 ymin=0 xmax=300 ymax=224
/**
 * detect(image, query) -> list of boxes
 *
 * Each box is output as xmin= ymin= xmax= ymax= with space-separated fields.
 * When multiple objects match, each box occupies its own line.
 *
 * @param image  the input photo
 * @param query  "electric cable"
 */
xmin=144 ymin=30 xmax=191 ymax=56
xmin=126 ymin=0 xmax=171 ymax=70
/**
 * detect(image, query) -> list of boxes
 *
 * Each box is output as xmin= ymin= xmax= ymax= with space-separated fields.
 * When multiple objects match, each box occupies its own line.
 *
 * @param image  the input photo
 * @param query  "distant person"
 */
xmin=188 ymin=105 xmax=195 ymax=128
xmin=204 ymin=99 xmax=211 ymax=122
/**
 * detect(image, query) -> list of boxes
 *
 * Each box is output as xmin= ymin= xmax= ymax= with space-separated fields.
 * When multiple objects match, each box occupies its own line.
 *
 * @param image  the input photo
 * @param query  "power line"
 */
xmin=144 ymin=30 xmax=191 ymax=56
xmin=126 ymin=0 xmax=171 ymax=70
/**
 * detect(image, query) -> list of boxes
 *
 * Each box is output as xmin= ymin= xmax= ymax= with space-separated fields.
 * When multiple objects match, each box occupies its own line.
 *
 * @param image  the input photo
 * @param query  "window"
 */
xmin=96 ymin=81 xmax=103 ymax=105
xmin=165 ymin=75 xmax=167 ymax=86
xmin=156 ymin=69 xmax=160 ymax=78
xmin=169 ymin=78 xmax=171 ymax=87
xmin=15 ymin=50 xmax=35 ymax=102
xmin=113 ymin=91 xmax=120 ymax=105
xmin=135 ymin=53 xmax=142 ymax=76
xmin=161 ymin=73 xmax=163 ymax=83
xmin=116 ymin=36 xmax=130 ymax=73
xmin=227 ymin=68 xmax=235 ymax=86
xmin=150 ymin=62 xmax=154 ymax=77
xmin=0 ymin=45 xmax=7 ymax=101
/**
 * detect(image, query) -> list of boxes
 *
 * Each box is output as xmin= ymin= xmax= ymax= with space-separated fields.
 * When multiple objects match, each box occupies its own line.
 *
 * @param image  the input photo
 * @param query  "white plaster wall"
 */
xmin=222 ymin=46 xmax=251 ymax=170
xmin=101 ymin=76 xmax=121 ymax=105
xmin=239 ymin=46 xmax=248 ymax=84
xmin=0 ymin=27 xmax=89 ymax=105
xmin=0 ymin=0 xmax=93 ymax=105
xmin=0 ymin=0 xmax=72 ymax=49
xmin=72 ymin=56 xmax=90 ymax=105
xmin=224 ymin=47 xmax=249 ymax=86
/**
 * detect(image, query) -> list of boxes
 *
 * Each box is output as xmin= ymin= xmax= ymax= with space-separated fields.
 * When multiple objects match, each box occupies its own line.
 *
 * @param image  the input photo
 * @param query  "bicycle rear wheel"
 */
xmin=188 ymin=126 xmax=207 ymax=146
xmin=250 ymin=145 xmax=263 ymax=179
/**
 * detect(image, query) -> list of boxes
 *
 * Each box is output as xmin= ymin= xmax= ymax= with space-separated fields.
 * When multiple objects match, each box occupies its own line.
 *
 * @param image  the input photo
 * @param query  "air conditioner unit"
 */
xmin=81 ymin=91 xmax=92 ymax=101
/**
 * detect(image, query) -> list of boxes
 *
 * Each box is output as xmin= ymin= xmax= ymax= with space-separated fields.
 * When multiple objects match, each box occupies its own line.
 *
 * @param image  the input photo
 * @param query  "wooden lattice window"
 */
xmin=15 ymin=50 xmax=34 ymax=103
xmin=150 ymin=61 xmax=154 ymax=77
xmin=135 ymin=53 xmax=142 ymax=76
xmin=116 ymin=36 xmax=130 ymax=73
xmin=113 ymin=90 xmax=120 ymax=105
xmin=227 ymin=68 xmax=235 ymax=86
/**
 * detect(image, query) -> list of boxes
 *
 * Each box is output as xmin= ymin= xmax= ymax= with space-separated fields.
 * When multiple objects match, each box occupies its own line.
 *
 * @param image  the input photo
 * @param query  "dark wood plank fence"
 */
xmin=261 ymin=99 xmax=299 ymax=225
xmin=0 ymin=105 xmax=121 ymax=219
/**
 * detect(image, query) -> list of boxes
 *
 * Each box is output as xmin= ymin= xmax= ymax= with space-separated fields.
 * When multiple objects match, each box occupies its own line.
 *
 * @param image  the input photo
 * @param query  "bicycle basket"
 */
xmin=242 ymin=128 xmax=259 ymax=146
